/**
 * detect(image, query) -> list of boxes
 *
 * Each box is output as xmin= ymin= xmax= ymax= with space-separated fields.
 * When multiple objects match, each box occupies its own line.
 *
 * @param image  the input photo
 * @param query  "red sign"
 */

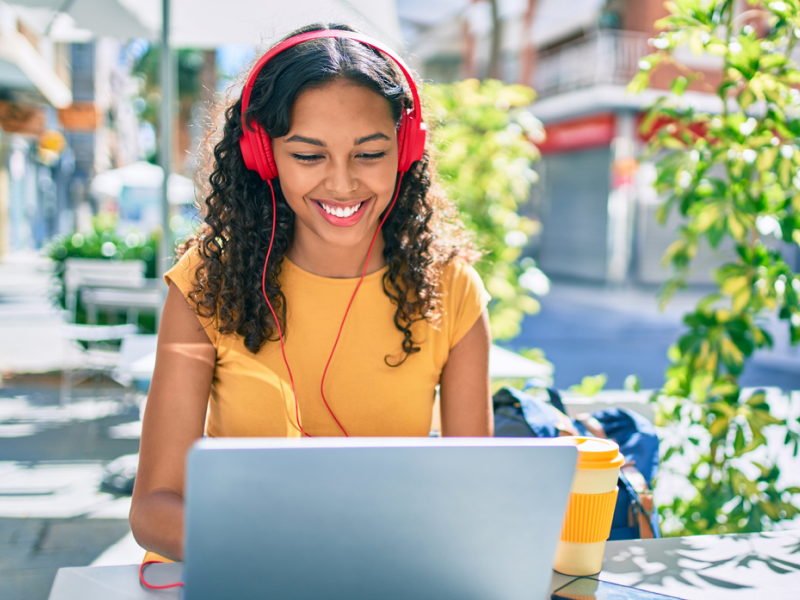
xmin=538 ymin=113 xmax=616 ymax=154
xmin=0 ymin=101 xmax=45 ymax=135
xmin=58 ymin=102 xmax=102 ymax=131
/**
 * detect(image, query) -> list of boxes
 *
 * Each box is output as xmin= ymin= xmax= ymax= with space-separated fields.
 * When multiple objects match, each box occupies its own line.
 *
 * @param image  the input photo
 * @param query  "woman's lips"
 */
xmin=312 ymin=197 xmax=371 ymax=227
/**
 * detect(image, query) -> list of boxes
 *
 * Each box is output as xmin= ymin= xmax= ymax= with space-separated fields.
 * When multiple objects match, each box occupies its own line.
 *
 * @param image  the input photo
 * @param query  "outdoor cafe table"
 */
xmin=49 ymin=530 xmax=800 ymax=599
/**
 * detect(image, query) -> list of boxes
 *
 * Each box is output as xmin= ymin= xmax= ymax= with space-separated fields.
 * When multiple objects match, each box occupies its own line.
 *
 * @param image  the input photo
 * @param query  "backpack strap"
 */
xmin=546 ymin=388 xmax=567 ymax=416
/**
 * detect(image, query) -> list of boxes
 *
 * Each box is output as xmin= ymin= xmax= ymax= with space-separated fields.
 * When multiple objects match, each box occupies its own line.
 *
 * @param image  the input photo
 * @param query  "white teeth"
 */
xmin=321 ymin=202 xmax=362 ymax=218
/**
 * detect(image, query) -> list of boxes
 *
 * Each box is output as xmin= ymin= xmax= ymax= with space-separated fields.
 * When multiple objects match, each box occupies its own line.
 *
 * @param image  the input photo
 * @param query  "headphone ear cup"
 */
xmin=397 ymin=109 xmax=425 ymax=173
xmin=406 ymin=112 xmax=425 ymax=167
xmin=240 ymin=129 xmax=259 ymax=173
xmin=397 ymin=110 xmax=411 ymax=173
xmin=258 ymin=128 xmax=278 ymax=180
xmin=239 ymin=122 xmax=274 ymax=180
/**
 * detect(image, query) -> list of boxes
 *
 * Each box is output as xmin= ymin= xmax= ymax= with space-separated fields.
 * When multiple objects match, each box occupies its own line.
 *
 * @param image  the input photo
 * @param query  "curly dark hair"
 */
xmin=181 ymin=23 xmax=477 ymax=365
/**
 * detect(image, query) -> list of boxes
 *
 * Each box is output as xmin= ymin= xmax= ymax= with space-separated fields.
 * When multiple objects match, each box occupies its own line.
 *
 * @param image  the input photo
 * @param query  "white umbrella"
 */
xmin=10 ymin=0 xmax=402 ymax=46
xmin=137 ymin=0 xmax=403 ymax=48
xmin=89 ymin=161 xmax=195 ymax=205
xmin=489 ymin=345 xmax=552 ymax=380
xmin=7 ymin=0 xmax=156 ymax=40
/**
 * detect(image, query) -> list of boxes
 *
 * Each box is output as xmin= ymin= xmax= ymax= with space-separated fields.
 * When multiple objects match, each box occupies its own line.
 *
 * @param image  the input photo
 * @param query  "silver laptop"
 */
xmin=183 ymin=437 xmax=577 ymax=600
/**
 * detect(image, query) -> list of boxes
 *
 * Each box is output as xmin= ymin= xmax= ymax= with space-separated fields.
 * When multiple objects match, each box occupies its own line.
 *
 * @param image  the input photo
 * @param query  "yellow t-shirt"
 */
xmin=165 ymin=246 xmax=490 ymax=438
xmin=144 ymin=248 xmax=489 ymax=563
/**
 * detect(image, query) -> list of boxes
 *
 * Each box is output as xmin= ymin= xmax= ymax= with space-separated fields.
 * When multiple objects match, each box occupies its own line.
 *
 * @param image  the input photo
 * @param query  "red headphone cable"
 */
xmin=261 ymin=179 xmax=307 ymax=436
xmin=261 ymin=176 xmax=404 ymax=437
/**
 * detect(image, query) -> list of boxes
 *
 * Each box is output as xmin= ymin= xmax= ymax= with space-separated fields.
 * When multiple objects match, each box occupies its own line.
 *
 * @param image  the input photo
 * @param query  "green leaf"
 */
xmin=732 ymin=287 xmax=752 ymax=313
xmin=746 ymin=392 xmax=767 ymax=407
xmin=707 ymin=221 xmax=726 ymax=248
xmin=727 ymin=214 xmax=747 ymax=242
xmin=759 ymin=53 xmax=787 ymax=71
xmin=720 ymin=337 xmax=745 ymax=373
xmin=721 ymin=276 xmax=749 ymax=296
xmin=696 ymin=202 xmax=721 ymax=232
xmin=662 ymin=136 xmax=687 ymax=150
xmin=624 ymin=374 xmax=642 ymax=392
xmin=734 ymin=425 xmax=745 ymax=455
xmin=738 ymin=88 xmax=757 ymax=111
xmin=672 ymin=76 xmax=690 ymax=96
xmin=709 ymin=414 xmax=730 ymax=438
xmin=569 ymin=374 xmax=607 ymax=397
xmin=710 ymin=381 xmax=739 ymax=397
xmin=627 ymin=72 xmax=651 ymax=95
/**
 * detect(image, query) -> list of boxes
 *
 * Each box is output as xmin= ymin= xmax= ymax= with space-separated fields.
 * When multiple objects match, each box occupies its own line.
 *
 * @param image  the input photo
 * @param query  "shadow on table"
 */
xmin=602 ymin=532 xmax=800 ymax=591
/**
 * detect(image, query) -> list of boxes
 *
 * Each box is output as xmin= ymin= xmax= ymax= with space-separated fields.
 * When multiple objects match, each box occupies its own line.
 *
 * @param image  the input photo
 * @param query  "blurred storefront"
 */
xmin=0 ymin=2 xmax=72 ymax=255
xmin=399 ymin=0 xmax=790 ymax=285
xmin=528 ymin=12 xmax=729 ymax=285
xmin=0 ymin=3 xmax=141 ymax=256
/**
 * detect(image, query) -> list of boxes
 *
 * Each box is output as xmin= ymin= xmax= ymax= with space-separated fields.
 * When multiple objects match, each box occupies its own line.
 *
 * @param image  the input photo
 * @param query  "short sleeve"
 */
xmin=164 ymin=246 xmax=219 ymax=346
xmin=440 ymin=260 xmax=492 ymax=348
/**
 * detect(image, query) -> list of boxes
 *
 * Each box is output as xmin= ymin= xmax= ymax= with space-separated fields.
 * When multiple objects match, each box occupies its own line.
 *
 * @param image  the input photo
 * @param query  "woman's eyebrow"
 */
xmin=354 ymin=133 xmax=390 ymax=145
xmin=285 ymin=135 xmax=324 ymax=146
xmin=283 ymin=132 xmax=391 ymax=146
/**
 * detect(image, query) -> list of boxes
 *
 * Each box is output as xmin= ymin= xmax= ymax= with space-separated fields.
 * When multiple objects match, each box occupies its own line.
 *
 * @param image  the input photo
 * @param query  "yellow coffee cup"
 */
xmin=553 ymin=436 xmax=625 ymax=576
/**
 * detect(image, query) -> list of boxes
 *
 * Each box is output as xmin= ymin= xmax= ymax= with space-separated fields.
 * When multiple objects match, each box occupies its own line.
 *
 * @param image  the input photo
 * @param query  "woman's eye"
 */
xmin=292 ymin=154 xmax=323 ymax=163
xmin=358 ymin=152 xmax=387 ymax=160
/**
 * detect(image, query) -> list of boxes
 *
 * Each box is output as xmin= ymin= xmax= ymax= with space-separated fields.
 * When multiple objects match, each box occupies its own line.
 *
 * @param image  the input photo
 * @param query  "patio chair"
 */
xmin=60 ymin=323 xmax=139 ymax=405
xmin=63 ymin=258 xmax=147 ymax=321
xmin=81 ymin=283 xmax=165 ymax=330
xmin=113 ymin=334 xmax=157 ymax=392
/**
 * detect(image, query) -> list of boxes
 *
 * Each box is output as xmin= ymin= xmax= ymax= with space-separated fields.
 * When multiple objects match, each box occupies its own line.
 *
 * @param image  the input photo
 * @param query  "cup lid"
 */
xmin=563 ymin=436 xmax=625 ymax=470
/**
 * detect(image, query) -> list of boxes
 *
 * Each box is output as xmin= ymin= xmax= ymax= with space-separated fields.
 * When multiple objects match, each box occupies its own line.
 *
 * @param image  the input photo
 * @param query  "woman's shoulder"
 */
xmin=438 ymin=257 xmax=486 ymax=295
xmin=164 ymin=245 xmax=220 ymax=342
xmin=436 ymin=257 xmax=491 ymax=348
xmin=164 ymin=245 xmax=205 ymax=294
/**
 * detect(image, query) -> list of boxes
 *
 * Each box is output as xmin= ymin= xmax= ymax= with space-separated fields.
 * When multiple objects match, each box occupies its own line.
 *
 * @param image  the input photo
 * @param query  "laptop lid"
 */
xmin=183 ymin=437 xmax=577 ymax=600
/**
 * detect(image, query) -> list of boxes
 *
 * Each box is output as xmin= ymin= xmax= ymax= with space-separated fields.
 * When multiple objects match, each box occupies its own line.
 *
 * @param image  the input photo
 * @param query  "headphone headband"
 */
xmin=239 ymin=29 xmax=426 ymax=179
xmin=242 ymin=30 xmax=423 ymax=129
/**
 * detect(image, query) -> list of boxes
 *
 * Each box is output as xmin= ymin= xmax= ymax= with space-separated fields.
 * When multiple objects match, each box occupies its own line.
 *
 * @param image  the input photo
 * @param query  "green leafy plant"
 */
xmin=46 ymin=214 xmax=159 ymax=307
xmin=569 ymin=374 xmax=608 ymax=397
xmin=426 ymin=79 xmax=550 ymax=341
xmin=630 ymin=0 xmax=800 ymax=535
xmin=48 ymin=214 xmax=158 ymax=274
xmin=624 ymin=374 xmax=642 ymax=392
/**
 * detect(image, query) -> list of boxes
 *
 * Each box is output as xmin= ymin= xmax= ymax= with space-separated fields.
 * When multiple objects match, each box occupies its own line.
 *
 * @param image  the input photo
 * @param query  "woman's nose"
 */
xmin=324 ymin=158 xmax=358 ymax=195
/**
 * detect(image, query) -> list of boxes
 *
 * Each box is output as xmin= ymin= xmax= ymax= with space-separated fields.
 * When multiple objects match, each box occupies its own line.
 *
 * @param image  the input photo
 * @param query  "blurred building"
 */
xmin=401 ymin=0 xmax=798 ymax=284
xmin=0 ymin=3 xmax=140 ymax=256
xmin=0 ymin=2 xmax=70 ymax=255
xmin=522 ymin=0 xmax=726 ymax=286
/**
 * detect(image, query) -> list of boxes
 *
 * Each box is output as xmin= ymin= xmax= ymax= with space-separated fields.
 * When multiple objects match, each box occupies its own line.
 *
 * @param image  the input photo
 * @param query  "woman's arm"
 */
xmin=129 ymin=282 xmax=216 ymax=561
xmin=439 ymin=310 xmax=493 ymax=437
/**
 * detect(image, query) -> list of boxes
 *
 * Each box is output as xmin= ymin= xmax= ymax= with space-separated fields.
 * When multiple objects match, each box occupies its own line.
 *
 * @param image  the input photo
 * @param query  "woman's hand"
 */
xmin=439 ymin=310 xmax=493 ymax=437
xmin=129 ymin=282 xmax=216 ymax=561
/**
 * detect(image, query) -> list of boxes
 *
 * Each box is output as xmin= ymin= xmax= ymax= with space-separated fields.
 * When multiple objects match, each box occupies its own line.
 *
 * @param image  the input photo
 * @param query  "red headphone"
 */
xmin=236 ymin=30 xmax=426 ymax=438
xmin=239 ymin=29 xmax=426 ymax=179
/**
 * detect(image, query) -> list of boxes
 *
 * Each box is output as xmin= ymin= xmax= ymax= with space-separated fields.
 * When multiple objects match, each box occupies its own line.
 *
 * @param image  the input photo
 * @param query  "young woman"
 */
xmin=130 ymin=23 xmax=493 ymax=562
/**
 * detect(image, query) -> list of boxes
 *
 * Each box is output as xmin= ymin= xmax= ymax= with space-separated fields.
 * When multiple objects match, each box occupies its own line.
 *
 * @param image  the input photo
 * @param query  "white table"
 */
xmin=49 ymin=530 xmax=800 ymax=599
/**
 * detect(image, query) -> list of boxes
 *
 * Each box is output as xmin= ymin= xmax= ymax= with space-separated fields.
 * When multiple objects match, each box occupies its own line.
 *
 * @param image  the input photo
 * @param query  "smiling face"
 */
xmin=272 ymin=79 xmax=399 ymax=268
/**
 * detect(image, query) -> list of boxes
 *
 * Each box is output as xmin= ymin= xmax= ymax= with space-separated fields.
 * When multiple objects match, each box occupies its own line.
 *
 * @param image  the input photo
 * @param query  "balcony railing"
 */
xmin=533 ymin=30 xmax=651 ymax=99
